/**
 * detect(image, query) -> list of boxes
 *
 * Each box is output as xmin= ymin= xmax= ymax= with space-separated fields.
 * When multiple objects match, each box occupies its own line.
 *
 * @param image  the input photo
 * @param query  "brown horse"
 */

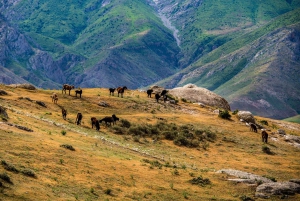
xmin=62 ymin=108 xmax=67 ymax=120
xmin=51 ymin=93 xmax=58 ymax=104
xmin=147 ymin=89 xmax=153 ymax=98
xmin=75 ymin=89 xmax=82 ymax=98
xmin=117 ymin=86 xmax=128 ymax=98
xmin=250 ymin=123 xmax=257 ymax=133
xmin=75 ymin=113 xmax=83 ymax=125
xmin=62 ymin=84 xmax=74 ymax=95
xmin=262 ymin=130 xmax=268 ymax=143
xmin=91 ymin=117 xmax=100 ymax=131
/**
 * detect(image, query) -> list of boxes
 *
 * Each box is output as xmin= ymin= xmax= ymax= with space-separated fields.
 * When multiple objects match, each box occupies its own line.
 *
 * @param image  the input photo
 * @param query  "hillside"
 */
xmin=0 ymin=85 xmax=300 ymax=200
xmin=157 ymin=8 xmax=300 ymax=120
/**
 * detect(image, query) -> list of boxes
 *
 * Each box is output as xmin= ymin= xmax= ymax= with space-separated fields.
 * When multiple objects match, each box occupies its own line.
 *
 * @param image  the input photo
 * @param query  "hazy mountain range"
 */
xmin=0 ymin=0 xmax=300 ymax=119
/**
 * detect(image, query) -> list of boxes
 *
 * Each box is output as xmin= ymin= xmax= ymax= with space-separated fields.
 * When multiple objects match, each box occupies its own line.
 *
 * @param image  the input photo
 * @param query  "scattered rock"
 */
xmin=6 ymin=122 xmax=33 ymax=132
xmin=237 ymin=111 xmax=255 ymax=124
xmin=290 ymin=179 xmax=300 ymax=185
xmin=217 ymin=169 xmax=273 ymax=184
xmin=0 ymin=90 xmax=8 ymax=95
xmin=169 ymin=84 xmax=230 ymax=110
xmin=98 ymin=101 xmax=110 ymax=107
xmin=8 ymin=83 xmax=36 ymax=90
xmin=255 ymin=182 xmax=300 ymax=198
xmin=277 ymin=129 xmax=286 ymax=135
xmin=36 ymin=101 xmax=46 ymax=107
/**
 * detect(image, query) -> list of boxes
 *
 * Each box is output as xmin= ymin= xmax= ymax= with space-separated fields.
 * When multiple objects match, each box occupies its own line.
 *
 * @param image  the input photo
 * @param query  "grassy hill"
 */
xmin=0 ymin=84 xmax=300 ymax=200
xmin=284 ymin=115 xmax=300 ymax=124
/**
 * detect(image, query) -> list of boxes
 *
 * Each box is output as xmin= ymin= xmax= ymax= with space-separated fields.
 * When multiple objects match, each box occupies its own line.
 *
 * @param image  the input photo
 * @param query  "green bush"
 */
xmin=1 ymin=160 xmax=19 ymax=173
xmin=232 ymin=109 xmax=239 ymax=115
xmin=111 ymin=125 xmax=126 ymax=135
xmin=189 ymin=176 xmax=211 ymax=186
xmin=120 ymin=119 xmax=131 ymax=128
xmin=61 ymin=130 xmax=67 ymax=135
xmin=260 ymin=120 xmax=269 ymax=126
xmin=21 ymin=169 xmax=36 ymax=178
xmin=218 ymin=110 xmax=231 ymax=119
xmin=262 ymin=145 xmax=271 ymax=154
xmin=60 ymin=144 xmax=75 ymax=151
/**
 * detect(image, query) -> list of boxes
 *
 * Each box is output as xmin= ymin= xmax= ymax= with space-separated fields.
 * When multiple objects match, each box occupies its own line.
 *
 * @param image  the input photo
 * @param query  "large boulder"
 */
xmin=168 ymin=84 xmax=230 ymax=110
xmin=237 ymin=111 xmax=256 ymax=124
xmin=255 ymin=182 xmax=300 ymax=198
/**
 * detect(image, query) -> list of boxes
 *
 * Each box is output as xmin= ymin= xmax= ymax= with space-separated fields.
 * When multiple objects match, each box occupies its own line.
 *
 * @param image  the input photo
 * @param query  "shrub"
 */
xmin=174 ymin=135 xmax=189 ymax=147
xmin=189 ymin=176 xmax=211 ymax=186
xmin=60 ymin=144 xmax=75 ymax=151
xmin=61 ymin=130 xmax=67 ymax=135
xmin=232 ymin=109 xmax=239 ymax=115
xmin=120 ymin=119 xmax=131 ymax=128
xmin=129 ymin=127 xmax=143 ymax=136
xmin=263 ymin=175 xmax=277 ymax=182
xmin=21 ymin=169 xmax=36 ymax=178
xmin=218 ymin=110 xmax=231 ymax=119
xmin=262 ymin=145 xmax=271 ymax=154
xmin=104 ymin=188 xmax=112 ymax=195
xmin=0 ymin=172 xmax=12 ymax=183
xmin=163 ymin=131 xmax=177 ymax=140
xmin=260 ymin=120 xmax=269 ymax=126
xmin=1 ymin=160 xmax=19 ymax=173
xmin=240 ymin=195 xmax=254 ymax=201
xmin=181 ymin=98 xmax=187 ymax=102
xmin=111 ymin=126 xmax=126 ymax=135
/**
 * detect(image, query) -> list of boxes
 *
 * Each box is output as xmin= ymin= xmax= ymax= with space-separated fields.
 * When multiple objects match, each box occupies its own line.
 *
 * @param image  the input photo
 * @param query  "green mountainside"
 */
xmin=0 ymin=0 xmax=300 ymax=119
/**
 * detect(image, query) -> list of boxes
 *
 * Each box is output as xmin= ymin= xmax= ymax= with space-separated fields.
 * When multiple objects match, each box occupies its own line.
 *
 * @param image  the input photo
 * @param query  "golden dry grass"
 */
xmin=0 ymin=84 xmax=299 ymax=201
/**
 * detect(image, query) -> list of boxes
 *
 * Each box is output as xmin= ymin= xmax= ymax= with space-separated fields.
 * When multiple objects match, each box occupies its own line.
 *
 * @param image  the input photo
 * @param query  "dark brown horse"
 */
xmin=75 ymin=89 xmax=82 ymax=98
xmin=117 ymin=86 xmax=127 ymax=98
xmin=62 ymin=84 xmax=74 ymax=95
xmin=262 ymin=130 xmax=268 ymax=143
xmin=91 ymin=117 xmax=100 ymax=131
xmin=75 ymin=113 xmax=83 ymax=125
xmin=109 ymin=88 xmax=116 ymax=96
xmin=250 ymin=123 xmax=257 ymax=133
xmin=62 ymin=108 xmax=67 ymax=120
xmin=147 ymin=89 xmax=153 ymax=98
xmin=100 ymin=114 xmax=119 ymax=126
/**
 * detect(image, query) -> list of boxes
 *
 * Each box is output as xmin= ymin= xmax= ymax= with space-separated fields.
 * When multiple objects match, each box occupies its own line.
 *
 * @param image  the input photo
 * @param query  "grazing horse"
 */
xmin=100 ymin=114 xmax=119 ymax=126
xmin=155 ymin=93 xmax=161 ymax=102
xmin=250 ymin=123 xmax=257 ymax=133
xmin=62 ymin=84 xmax=75 ymax=95
xmin=109 ymin=88 xmax=116 ymax=96
xmin=75 ymin=89 xmax=82 ymax=98
xmin=62 ymin=108 xmax=67 ymax=120
xmin=51 ymin=93 xmax=58 ymax=104
xmin=75 ymin=113 xmax=83 ymax=125
xmin=117 ymin=86 xmax=127 ymax=98
xmin=262 ymin=130 xmax=268 ymax=143
xmin=147 ymin=89 xmax=153 ymax=98
xmin=91 ymin=117 xmax=100 ymax=131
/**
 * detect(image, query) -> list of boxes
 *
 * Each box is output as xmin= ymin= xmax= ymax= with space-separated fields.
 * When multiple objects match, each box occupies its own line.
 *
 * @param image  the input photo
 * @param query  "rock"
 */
xmin=255 ymin=182 xmax=300 ymax=198
xmin=237 ymin=111 xmax=255 ymax=124
xmin=36 ymin=101 xmax=46 ymax=107
xmin=0 ymin=90 xmax=8 ymax=95
xmin=98 ymin=101 xmax=110 ymax=107
xmin=290 ymin=179 xmax=300 ymax=185
xmin=14 ymin=125 xmax=33 ymax=132
xmin=0 ymin=106 xmax=8 ymax=120
xmin=277 ymin=129 xmax=286 ymax=135
xmin=217 ymin=169 xmax=273 ymax=184
xmin=168 ymin=84 xmax=230 ymax=110
xmin=149 ymin=86 xmax=166 ymax=94
xmin=8 ymin=83 xmax=36 ymax=90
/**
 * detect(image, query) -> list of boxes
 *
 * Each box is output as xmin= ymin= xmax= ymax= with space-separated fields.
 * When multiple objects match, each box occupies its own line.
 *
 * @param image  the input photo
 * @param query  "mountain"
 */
xmin=0 ymin=0 xmax=300 ymax=119
xmin=157 ymin=8 xmax=300 ymax=119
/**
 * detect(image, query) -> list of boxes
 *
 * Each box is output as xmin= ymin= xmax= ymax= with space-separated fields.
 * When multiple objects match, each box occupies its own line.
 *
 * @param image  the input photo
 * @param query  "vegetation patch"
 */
xmin=0 ymin=172 xmax=12 ymax=184
xmin=218 ymin=110 xmax=231 ymax=120
xmin=21 ymin=169 xmax=36 ymax=178
xmin=1 ymin=160 xmax=19 ymax=173
xmin=60 ymin=144 xmax=75 ymax=151
xmin=189 ymin=176 xmax=211 ymax=187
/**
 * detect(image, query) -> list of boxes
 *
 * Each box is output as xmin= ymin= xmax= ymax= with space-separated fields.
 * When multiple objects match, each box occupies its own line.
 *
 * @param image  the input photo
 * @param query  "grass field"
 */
xmin=0 ymin=84 xmax=299 ymax=200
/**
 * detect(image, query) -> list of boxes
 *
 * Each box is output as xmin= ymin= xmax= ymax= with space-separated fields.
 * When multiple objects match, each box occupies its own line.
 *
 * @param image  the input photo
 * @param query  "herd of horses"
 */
xmin=249 ymin=122 xmax=268 ymax=143
xmin=51 ymin=84 xmax=269 ymax=143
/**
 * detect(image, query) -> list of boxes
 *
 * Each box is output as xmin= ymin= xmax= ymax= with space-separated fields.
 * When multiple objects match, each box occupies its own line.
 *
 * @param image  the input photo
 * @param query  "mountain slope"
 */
xmin=157 ymin=8 xmax=300 ymax=119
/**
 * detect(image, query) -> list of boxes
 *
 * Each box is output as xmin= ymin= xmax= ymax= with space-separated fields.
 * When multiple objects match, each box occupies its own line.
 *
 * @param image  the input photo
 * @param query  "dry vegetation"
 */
xmin=0 ymin=84 xmax=299 ymax=201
